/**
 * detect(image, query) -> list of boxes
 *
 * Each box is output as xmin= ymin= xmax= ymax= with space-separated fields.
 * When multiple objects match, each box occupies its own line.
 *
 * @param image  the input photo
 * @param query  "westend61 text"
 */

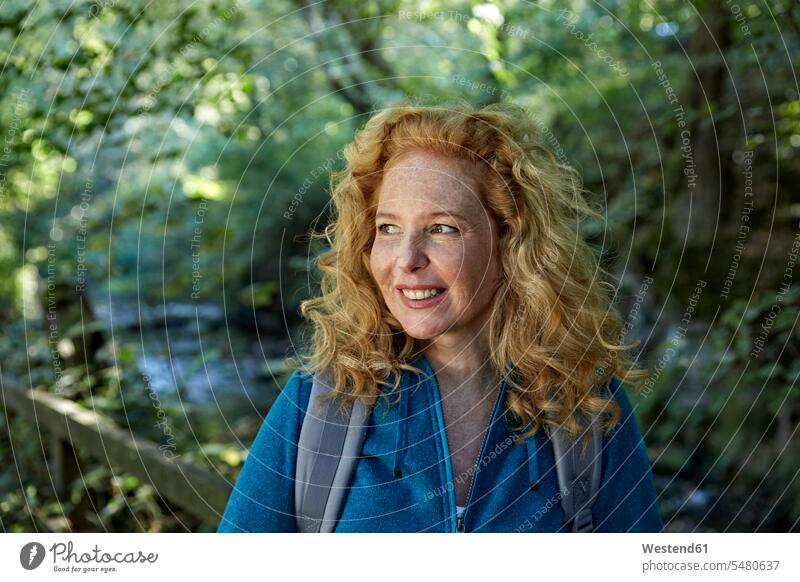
xmin=642 ymin=543 xmax=708 ymax=554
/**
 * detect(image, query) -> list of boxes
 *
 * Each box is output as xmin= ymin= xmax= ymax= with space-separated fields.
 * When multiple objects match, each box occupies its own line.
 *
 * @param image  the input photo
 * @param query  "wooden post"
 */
xmin=50 ymin=437 xmax=79 ymax=499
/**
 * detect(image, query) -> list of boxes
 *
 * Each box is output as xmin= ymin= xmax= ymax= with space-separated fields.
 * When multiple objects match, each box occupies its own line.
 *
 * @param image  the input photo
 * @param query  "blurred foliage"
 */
xmin=1 ymin=0 xmax=799 ymax=531
xmin=634 ymin=286 xmax=800 ymax=530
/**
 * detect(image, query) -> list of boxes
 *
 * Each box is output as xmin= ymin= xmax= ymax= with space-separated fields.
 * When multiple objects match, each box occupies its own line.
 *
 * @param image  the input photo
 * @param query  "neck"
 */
xmin=421 ymin=331 xmax=497 ymax=396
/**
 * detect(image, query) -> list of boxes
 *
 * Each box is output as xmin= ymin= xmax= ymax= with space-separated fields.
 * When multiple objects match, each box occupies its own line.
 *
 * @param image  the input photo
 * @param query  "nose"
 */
xmin=396 ymin=234 xmax=428 ymax=272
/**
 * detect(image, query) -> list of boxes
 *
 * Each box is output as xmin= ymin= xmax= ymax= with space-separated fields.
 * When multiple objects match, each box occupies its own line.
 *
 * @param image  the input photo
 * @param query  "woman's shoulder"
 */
xmin=601 ymin=375 xmax=636 ymax=419
xmin=281 ymin=367 xmax=315 ymax=396
xmin=595 ymin=375 xmax=662 ymax=531
xmin=598 ymin=375 xmax=651 ymax=458
xmin=264 ymin=368 xmax=316 ymax=427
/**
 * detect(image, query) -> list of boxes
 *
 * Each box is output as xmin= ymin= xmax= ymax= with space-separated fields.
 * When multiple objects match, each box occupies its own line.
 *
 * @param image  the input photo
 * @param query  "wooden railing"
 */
xmin=1 ymin=376 xmax=236 ymax=523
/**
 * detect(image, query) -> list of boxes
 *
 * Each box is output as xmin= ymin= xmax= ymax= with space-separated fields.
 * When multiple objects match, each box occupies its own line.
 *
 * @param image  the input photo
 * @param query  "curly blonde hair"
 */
xmin=294 ymin=100 xmax=646 ymax=440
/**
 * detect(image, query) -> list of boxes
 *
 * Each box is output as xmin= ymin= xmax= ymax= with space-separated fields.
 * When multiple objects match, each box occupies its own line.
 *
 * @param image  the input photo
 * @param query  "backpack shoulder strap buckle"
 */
xmin=550 ymin=415 xmax=603 ymax=533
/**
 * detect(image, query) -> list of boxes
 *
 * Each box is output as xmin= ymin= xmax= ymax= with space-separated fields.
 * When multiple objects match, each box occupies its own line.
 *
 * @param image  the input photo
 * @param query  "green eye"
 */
xmin=432 ymin=224 xmax=458 ymax=234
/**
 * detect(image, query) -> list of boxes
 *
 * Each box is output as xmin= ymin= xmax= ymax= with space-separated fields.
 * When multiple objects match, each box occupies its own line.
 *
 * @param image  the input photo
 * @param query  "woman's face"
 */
xmin=369 ymin=149 xmax=502 ymax=344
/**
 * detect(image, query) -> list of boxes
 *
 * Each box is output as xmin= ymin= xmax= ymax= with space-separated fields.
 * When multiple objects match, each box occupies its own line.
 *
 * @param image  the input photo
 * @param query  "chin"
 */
xmin=402 ymin=329 xmax=439 ymax=341
xmin=396 ymin=320 xmax=450 ymax=341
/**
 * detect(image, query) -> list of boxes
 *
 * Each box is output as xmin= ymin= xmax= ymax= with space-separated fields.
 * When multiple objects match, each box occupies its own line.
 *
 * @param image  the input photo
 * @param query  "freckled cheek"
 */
xmin=433 ymin=246 xmax=471 ymax=287
xmin=457 ymin=251 xmax=497 ymax=296
xmin=369 ymin=248 xmax=391 ymax=292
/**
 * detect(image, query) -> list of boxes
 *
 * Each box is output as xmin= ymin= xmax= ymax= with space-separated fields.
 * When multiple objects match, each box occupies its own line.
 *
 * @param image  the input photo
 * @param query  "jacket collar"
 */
xmin=386 ymin=354 xmax=517 ymax=481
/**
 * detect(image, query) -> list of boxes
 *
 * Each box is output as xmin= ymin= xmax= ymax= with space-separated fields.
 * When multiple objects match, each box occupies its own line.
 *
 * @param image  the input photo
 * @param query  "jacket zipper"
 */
xmin=457 ymin=383 xmax=505 ymax=533
xmin=430 ymin=375 xmax=458 ymax=533
xmin=430 ymin=373 xmax=505 ymax=533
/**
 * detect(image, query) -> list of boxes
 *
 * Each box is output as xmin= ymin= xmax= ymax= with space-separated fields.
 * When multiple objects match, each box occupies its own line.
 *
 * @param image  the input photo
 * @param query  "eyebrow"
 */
xmin=375 ymin=211 xmax=471 ymax=222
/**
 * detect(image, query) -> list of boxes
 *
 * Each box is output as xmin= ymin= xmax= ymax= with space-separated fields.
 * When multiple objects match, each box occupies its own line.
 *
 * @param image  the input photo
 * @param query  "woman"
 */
xmin=217 ymin=102 xmax=663 ymax=533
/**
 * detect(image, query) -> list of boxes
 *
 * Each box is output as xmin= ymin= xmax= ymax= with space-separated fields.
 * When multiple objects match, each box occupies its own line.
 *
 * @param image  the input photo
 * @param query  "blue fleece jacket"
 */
xmin=217 ymin=355 xmax=663 ymax=533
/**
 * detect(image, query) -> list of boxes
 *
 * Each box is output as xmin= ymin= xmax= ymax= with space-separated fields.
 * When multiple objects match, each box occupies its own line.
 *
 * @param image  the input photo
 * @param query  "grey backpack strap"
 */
xmin=294 ymin=373 xmax=369 ymax=533
xmin=551 ymin=417 xmax=603 ymax=532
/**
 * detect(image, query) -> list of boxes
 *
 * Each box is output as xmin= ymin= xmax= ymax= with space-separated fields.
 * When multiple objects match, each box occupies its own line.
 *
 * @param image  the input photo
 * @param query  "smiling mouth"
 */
xmin=399 ymin=288 xmax=446 ymax=300
xmin=395 ymin=287 xmax=448 ymax=308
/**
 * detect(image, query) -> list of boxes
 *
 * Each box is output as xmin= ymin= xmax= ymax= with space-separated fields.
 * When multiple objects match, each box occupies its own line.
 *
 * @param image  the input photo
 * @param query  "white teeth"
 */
xmin=402 ymin=288 xmax=443 ymax=300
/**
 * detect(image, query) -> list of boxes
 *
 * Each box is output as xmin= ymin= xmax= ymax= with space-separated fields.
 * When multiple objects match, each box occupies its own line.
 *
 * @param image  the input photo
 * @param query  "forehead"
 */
xmin=375 ymin=150 xmax=487 ymax=216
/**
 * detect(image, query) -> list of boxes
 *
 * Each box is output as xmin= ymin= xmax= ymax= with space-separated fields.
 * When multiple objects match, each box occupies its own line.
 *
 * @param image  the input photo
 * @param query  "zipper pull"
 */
xmin=456 ymin=516 xmax=465 ymax=532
